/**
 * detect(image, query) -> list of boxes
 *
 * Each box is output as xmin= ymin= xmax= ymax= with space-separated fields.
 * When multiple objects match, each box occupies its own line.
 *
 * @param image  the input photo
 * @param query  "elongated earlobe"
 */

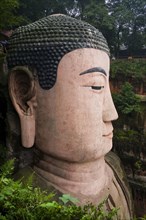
xmin=8 ymin=66 xmax=37 ymax=148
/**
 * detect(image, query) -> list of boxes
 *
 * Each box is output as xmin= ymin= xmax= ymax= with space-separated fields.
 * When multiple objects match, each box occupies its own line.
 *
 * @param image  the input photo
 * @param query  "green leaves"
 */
xmin=0 ymin=160 xmax=14 ymax=177
xmin=110 ymin=59 xmax=146 ymax=92
xmin=107 ymin=0 xmax=146 ymax=56
xmin=0 ymin=0 xmax=24 ymax=29
xmin=112 ymin=82 xmax=141 ymax=115
xmin=59 ymin=194 xmax=79 ymax=205
xmin=40 ymin=201 xmax=59 ymax=208
xmin=0 ymin=160 xmax=119 ymax=220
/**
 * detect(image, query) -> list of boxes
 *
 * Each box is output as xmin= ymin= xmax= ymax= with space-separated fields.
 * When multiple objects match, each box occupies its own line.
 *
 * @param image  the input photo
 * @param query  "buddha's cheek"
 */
xmin=36 ymin=95 xmax=104 ymax=162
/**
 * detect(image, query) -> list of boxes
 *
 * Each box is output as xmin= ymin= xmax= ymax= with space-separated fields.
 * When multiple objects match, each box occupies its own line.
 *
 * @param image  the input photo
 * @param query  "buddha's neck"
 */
xmin=34 ymin=150 xmax=112 ymax=204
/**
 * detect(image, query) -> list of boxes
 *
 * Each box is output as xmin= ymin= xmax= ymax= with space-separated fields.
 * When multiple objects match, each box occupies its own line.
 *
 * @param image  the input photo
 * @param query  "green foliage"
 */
xmin=110 ymin=59 xmax=146 ymax=79
xmin=81 ymin=0 xmax=113 ymax=29
xmin=127 ymin=32 xmax=145 ymax=54
xmin=0 ymin=0 xmax=24 ymax=29
xmin=133 ymin=216 xmax=146 ymax=220
xmin=134 ymin=160 xmax=142 ymax=171
xmin=113 ymin=129 xmax=141 ymax=150
xmin=16 ymin=0 xmax=76 ymax=23
xmin=0 ymin=160 xmax=118 ymax=220
xmin=79 ymin=0 xmax=114 ymax=51
xmin=107 ymin=0 xmax=146 ymax=56
xmin=112 ymin=82 xmax=141 ymax=115
xmin=139 ymin=215 xmax=146 ymax=220
xmin=59 ymin=194 xmax=79 ymax=205
xmin=113 ymin=129 xmax=145 ymax=170
xmin=0 ymin=0 xmax=145 ymax=56
xmin=0 ymin=160 xmax=55 ymax=219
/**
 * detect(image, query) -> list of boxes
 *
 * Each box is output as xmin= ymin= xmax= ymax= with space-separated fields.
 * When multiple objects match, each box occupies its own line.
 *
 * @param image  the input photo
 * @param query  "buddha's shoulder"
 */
xmin=13 ymin=166 xmax=62 ymax=199
xmin=105 ymin=151 xmax=127 ymax=181
xmin=105 ymin=151 xmax=133 ymax=218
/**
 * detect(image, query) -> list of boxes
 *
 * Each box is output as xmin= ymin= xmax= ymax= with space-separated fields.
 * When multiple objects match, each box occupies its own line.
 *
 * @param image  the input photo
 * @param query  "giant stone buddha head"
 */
xmin=6 ymin=16 xmax=134 ymax=220
xmin=7 ymin=14 xmax=118 ymax=162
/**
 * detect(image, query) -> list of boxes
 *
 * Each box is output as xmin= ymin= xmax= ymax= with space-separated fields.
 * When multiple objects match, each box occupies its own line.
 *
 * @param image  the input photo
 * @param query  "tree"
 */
xmin=1 ymin=0 xmax=145 ymax=56
xmin=17 ymin=0 xmax=76 ymax=23
xmin=126 ymin=32 xmax=145 ymax=55
xmin=73 ymin=0 xmax=115 ymax=53
xmin=112 ymin=82 xmax=141 ymax=115
xmin=14 ymin=0 xmax=116 ymax=54
xmin=72 ymin=0 xmax=91 ymax=19
xmin=0 ymin=0 xmax=23 ymax=30
xmin=107 ymin=0 xmax=146 ymax=57
xmin=123 ymin=0 xmax=146 ymax=55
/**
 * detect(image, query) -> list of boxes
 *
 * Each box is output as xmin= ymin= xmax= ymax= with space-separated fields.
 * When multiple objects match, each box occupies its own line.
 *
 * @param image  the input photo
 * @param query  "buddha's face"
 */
xmin=34 ymin=48 xmax=118 ymax=162
xmin=9 ymin=48 xmax=118 ymax=162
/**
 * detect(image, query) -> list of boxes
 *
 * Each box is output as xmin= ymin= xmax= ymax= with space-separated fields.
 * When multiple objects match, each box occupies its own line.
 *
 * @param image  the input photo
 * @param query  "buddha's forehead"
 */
xmin=7 ymin=14 xmax=110 ymax=90
xmin=58 ymin=48 xmax=109 ymax=79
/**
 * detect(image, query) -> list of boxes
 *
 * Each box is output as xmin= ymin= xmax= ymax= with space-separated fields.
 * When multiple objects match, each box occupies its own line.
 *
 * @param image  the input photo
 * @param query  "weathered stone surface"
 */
xmin=7 ymin=14 xmax=133 ymax=219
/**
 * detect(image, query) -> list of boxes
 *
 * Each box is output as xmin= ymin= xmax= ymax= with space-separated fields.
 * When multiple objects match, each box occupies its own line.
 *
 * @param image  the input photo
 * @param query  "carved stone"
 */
xmin=7 ymin=14 xmax=133 ymax=219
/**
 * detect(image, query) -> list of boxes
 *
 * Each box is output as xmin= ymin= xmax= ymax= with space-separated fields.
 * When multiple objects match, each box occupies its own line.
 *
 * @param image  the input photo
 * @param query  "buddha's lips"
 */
xmin=103 ymin=132 xmax=113 ymax=139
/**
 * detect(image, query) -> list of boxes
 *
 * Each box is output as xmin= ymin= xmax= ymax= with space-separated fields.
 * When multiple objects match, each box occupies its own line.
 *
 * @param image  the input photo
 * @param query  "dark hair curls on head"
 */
xmin=7 ymin=14 xmax=109 ymax=90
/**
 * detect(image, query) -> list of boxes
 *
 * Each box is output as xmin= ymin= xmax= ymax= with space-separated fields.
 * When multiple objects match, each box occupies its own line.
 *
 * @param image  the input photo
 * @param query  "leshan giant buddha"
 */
xmin=7 ymin=14 xmax=133 ymax=219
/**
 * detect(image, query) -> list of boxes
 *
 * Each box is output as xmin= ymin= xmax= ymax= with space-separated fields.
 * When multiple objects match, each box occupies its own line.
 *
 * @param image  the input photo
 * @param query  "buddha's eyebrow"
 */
xmin=79 ymin=67 xmax=107 ymax=76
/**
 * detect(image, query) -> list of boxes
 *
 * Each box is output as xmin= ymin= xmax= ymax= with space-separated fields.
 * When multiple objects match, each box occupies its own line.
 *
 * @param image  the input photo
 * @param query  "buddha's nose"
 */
xmin=102 ymin=84 xmax=118 ymax=122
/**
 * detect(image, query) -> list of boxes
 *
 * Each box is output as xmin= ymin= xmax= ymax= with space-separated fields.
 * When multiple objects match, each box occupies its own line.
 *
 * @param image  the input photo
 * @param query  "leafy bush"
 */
xmin=112 ymin=82 xmax=141 ymax=115
xmin=113 ymin=129 xmax=141 ymax=153
xmin=0 ymin=160 xmax=118 ymax=220
xmin=110 ymin=59 xmax=146 ymax=80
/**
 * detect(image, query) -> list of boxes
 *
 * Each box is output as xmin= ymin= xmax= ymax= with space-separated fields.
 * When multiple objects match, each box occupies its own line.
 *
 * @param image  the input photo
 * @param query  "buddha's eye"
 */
xmin=82 ymin=85 xmax=105 ymax=93
xmin=91 ymin=86 xmax=104 ymax=90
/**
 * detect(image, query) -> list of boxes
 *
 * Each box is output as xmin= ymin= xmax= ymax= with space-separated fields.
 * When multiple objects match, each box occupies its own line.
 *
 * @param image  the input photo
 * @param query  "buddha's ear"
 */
xmin=8 ymin=66 xmax=37 ymax=148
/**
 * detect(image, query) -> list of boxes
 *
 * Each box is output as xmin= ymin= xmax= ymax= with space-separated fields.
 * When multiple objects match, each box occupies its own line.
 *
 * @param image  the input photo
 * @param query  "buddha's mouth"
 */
xmin=103 ymin=132 xmax=113 ymax=139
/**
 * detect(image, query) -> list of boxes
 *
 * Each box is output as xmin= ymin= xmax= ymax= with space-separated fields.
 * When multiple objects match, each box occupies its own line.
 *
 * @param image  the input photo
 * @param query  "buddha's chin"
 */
xmin=35 ymin=138 xmax=112 ymax=163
